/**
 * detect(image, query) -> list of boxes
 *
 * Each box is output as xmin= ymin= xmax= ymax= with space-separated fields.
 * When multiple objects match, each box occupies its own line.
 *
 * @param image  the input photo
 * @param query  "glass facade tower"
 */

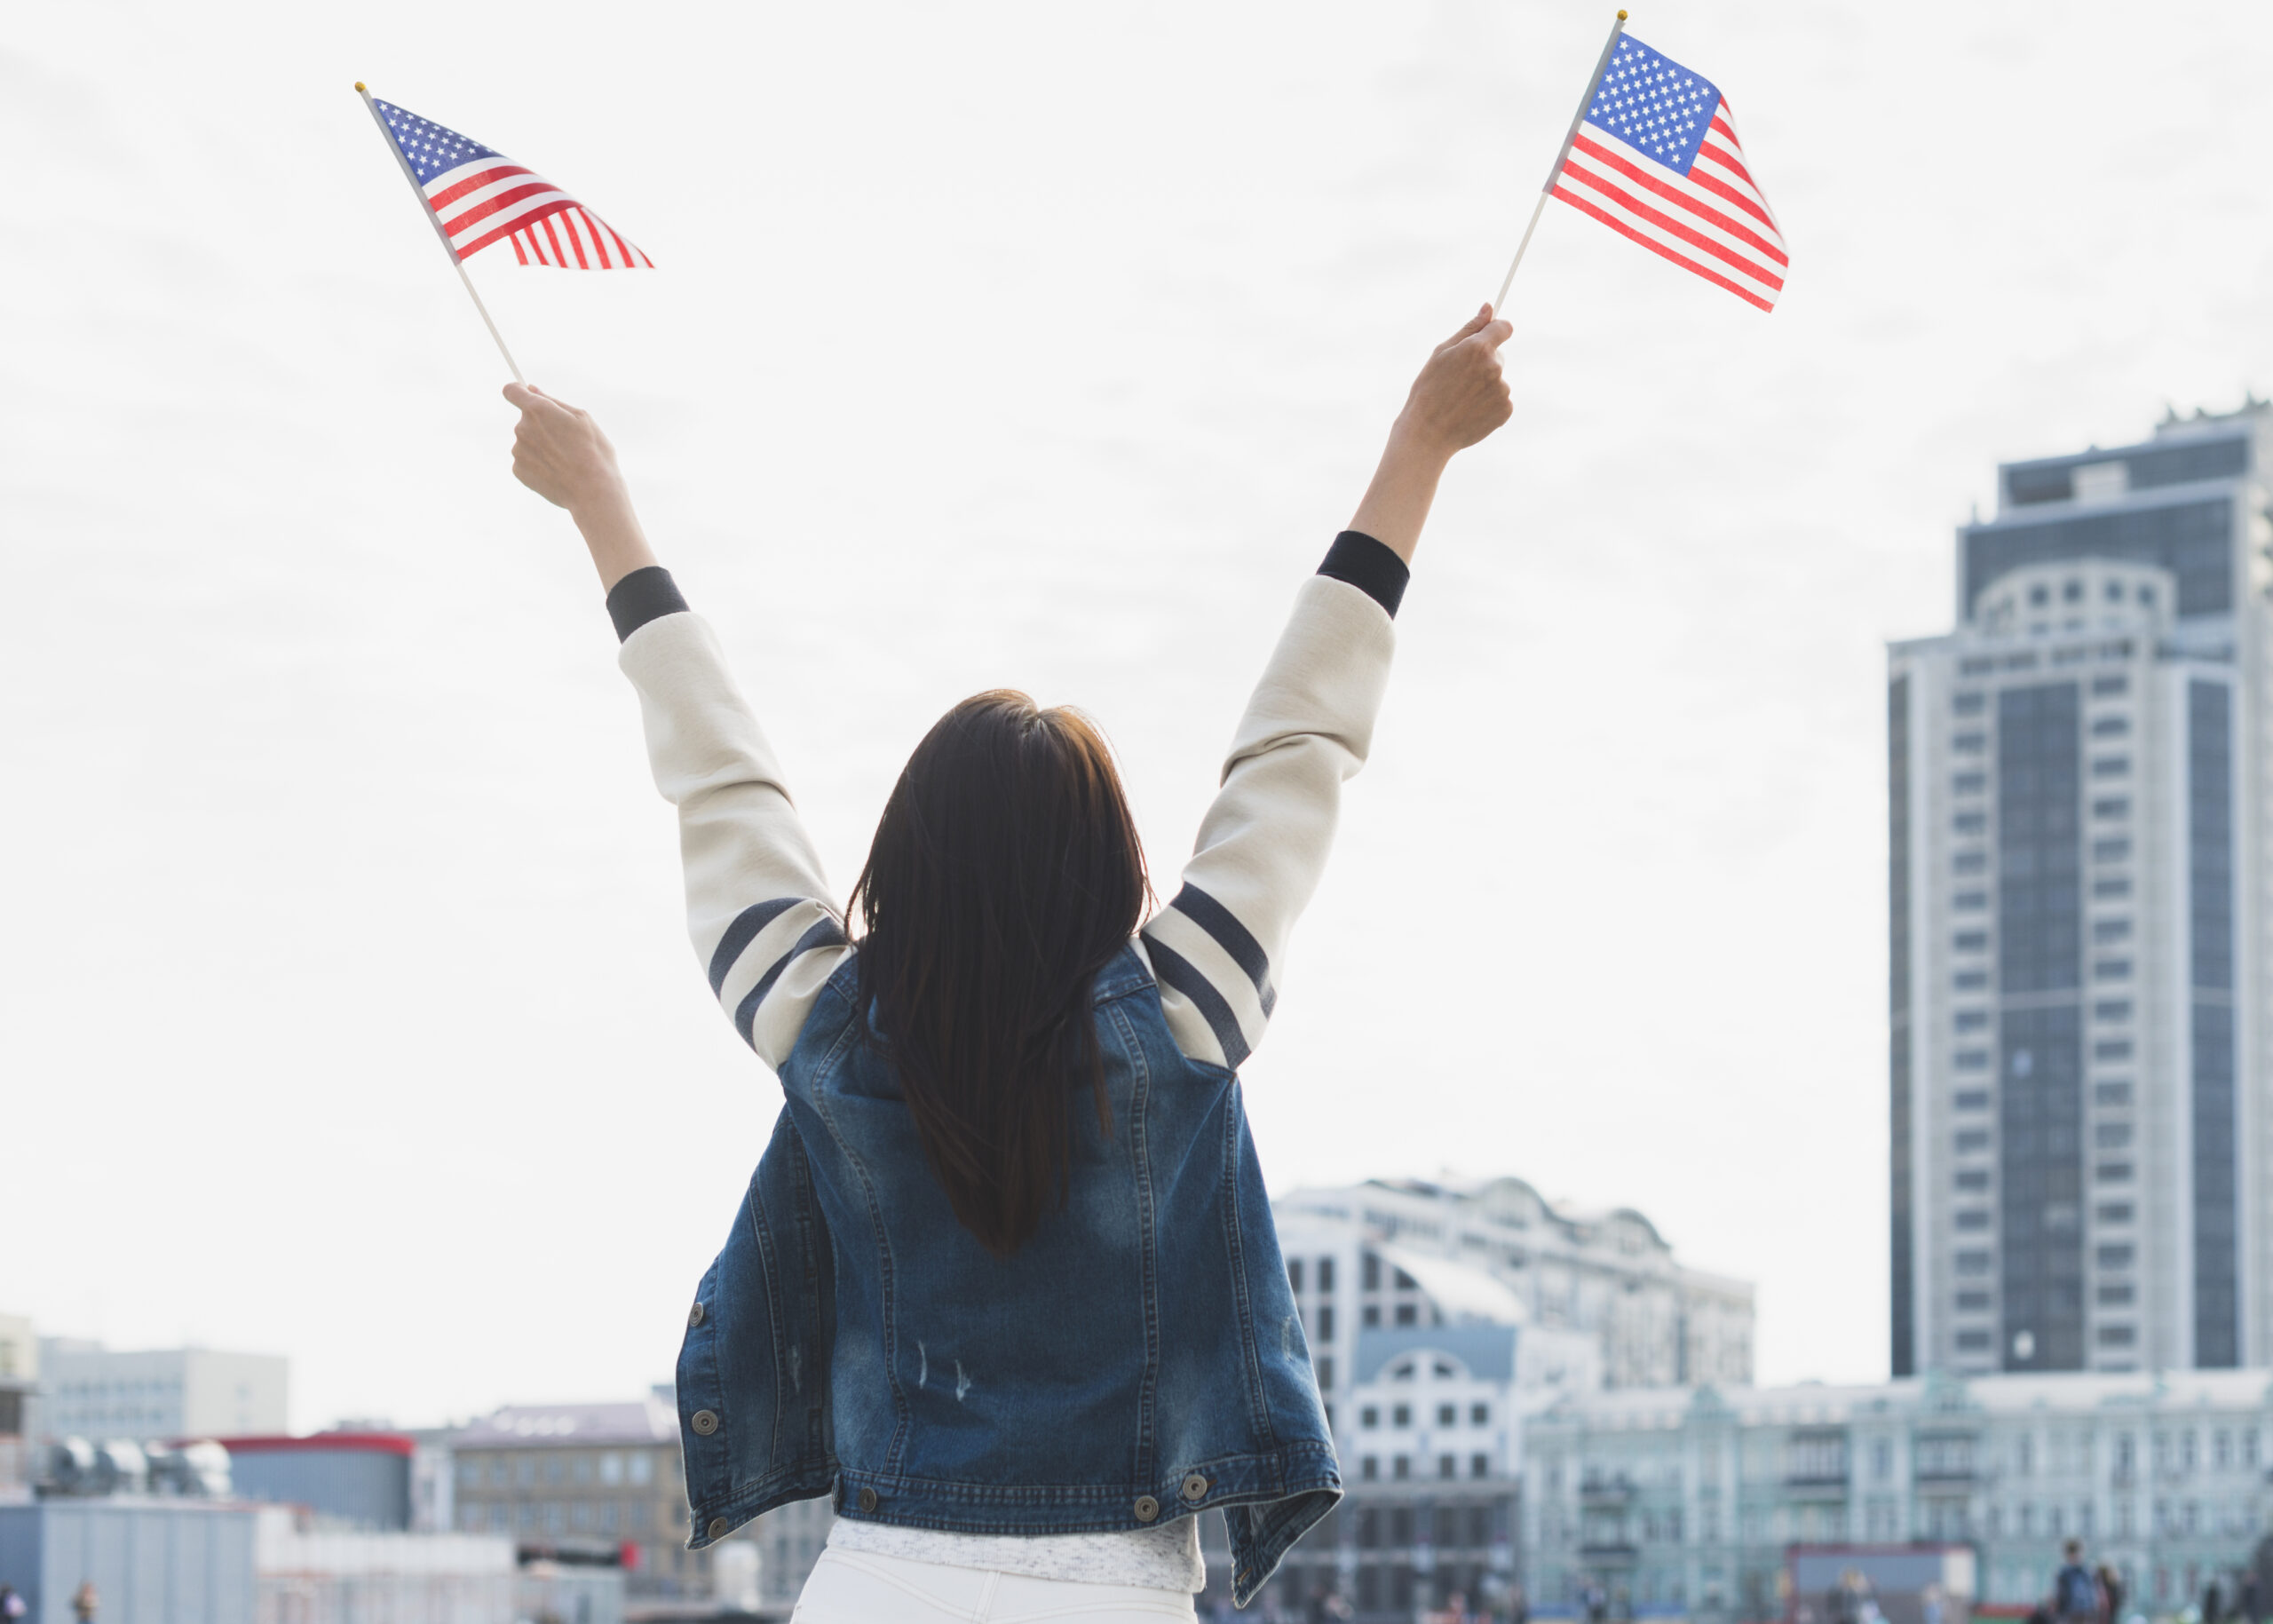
xmin=1888 ymin=402 xmax=2273 ymax=1376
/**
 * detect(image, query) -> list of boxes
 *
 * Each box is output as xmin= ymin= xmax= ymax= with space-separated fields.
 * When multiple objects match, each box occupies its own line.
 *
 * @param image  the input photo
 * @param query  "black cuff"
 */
xmin=1316 ymin=531 xmax=1408 ymax=619
xmin=606 ymin=566 xmax=690 ymax=643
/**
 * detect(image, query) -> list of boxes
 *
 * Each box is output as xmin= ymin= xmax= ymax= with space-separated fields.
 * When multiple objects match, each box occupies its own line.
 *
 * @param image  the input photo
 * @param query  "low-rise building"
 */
xmin=449 ymin=1392 xmax=747 ymax=1601
xmin=0 ymin=1314 xmax=33 ymax=1498
xmin=1273 ymin=1176 xmax=1754 ymax=1429
xmin=222 ymin=1432 xmax=415 ymax=1530
xmin=1524 ymin=1369 xmax=2273 ymax=1623
xmin=36 ymin=1339 xmax=287 ymax=1441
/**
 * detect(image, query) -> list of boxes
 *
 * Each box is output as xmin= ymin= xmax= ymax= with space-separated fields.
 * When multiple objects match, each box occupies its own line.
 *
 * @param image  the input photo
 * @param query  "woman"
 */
xmin=505 ymin=305 xmax=1512 ymax=1621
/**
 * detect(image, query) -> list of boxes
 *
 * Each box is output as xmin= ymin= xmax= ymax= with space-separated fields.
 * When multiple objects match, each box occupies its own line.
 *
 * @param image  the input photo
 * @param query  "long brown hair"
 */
xmin=848 ymin=691 xmax=1150 ymax=1258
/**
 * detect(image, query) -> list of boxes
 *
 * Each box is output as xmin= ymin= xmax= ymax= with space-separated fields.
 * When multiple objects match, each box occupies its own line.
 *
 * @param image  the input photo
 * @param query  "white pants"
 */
xmin=792 ymin=1548 xmax=1200 ymax=1623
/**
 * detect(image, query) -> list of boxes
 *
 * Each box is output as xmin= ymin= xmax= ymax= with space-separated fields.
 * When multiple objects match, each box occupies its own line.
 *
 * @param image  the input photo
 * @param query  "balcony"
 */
xmin=1579 ymin=1473 xmax=1636 ymax=1504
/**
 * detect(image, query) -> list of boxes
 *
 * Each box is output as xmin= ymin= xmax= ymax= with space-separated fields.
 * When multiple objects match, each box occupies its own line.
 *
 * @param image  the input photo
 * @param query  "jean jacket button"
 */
xmin=690 ymin=1410 xmax=718 ymax=1436
xmin=1133 ymin=1494 xmax=1160 ymax=1522
xmin=858 ymin=1486 xmax=879 ymax=1513
xmin=1181 ymin=1473 xmax=1208 ymax=1501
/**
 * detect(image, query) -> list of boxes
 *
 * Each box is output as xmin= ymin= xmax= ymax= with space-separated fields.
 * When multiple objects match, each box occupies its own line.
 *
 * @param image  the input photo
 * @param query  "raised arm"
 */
xmin=506 ymin=384 xmax=849 ymax=1070
xmin=1139 ymin=308 xmax=1511 ymax=1068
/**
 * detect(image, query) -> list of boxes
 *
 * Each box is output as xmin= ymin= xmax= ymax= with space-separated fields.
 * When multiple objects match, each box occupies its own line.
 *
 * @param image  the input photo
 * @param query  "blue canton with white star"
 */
xmin=373 ymin=99 xmax=503 ymax=185
xmin=1582 ymin=35 xmax=1722 ymax=176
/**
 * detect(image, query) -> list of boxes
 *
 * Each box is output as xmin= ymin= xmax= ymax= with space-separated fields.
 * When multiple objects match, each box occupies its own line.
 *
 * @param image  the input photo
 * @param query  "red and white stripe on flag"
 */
xmin=1552 ymin=103 xmax=1786 ymax=312
xmin=425 ymin=161 xmax=653 ymax=270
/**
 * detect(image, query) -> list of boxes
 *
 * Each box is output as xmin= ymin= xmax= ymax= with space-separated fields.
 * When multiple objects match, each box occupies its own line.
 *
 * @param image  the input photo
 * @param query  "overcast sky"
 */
xmin=6 ymin=0 xmax=2270 ymax=1432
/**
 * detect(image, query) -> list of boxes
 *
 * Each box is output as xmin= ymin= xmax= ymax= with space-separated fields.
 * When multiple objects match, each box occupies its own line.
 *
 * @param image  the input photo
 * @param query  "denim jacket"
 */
xmin=674 ymin=943 xmax=1337 ymax=1606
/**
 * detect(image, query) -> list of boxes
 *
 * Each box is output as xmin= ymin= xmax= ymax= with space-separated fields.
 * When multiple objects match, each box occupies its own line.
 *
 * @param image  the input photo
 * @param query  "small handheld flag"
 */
xmin=354 ymin=84 xmax=654 ymax=382
xmin=1495 ymin=14 xmax=1787 ymax=313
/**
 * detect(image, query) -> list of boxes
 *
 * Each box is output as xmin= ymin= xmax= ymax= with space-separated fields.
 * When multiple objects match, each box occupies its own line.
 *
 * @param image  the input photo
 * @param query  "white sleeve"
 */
xmin=618 ymin=611 xmax=851 ymax=1070
xmin=1138 ymin=574 xmax=1397 ymax=1068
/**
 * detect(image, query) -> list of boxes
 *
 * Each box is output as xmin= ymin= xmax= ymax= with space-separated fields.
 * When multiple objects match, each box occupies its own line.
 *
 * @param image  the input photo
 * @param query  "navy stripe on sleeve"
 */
xmin=1167 ymin=883 xmax=1276 ymax=1012
xmin=1316 ymin=531 xmax=1408 ymax=619
xmin=733 ymin=916 xmax=849 ymax=1049
xmin=1141 ymin=933 xmax=1252 ymax=1069
xmin=709 ymin=898 xmax=807 ymax=996
xmin=606 ymin=565 xmax=691 ymax=642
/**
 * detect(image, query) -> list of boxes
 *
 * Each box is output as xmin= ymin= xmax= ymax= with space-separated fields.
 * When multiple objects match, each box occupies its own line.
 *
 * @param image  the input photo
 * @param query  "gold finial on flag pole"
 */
xmin=1493 ymin=10 xmax=1630 ymax=310
xmin=354 ymin=82 xmax=527 ymax=384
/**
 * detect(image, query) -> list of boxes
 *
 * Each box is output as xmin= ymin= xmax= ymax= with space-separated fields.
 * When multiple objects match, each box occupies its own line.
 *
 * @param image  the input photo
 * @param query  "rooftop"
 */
xmin=453 ymin=1398 xmax=676 ymax=1451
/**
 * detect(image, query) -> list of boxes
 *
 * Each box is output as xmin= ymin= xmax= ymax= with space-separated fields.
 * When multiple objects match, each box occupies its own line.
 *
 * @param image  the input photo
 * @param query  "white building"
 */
xmin=1524 ymin=1368 xmax=2273 ymax=1623
xmin=38 ymin=1338 xmax=288 ymax=1440
xmin=1274 ymin=1176 xmax=1754 ymax=1421
xmin=1889 ymin=401 xmax=2273 ymax=1376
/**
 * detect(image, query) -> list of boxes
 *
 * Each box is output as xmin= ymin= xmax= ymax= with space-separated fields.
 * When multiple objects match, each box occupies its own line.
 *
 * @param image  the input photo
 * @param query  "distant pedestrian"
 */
xmin=0 ymin=1585 xmax=24 ymax=1621
xmin=72 ymin=1581 xmax=98 ymax=1623
xmin=2206 ymin=1581 xmax=2227 ymax=1624
xmin=2239 ymin=1573 xmax=2258 ymax=1624
xmin=2098 ymin=1565 xmax=2126 ymax=1624
xmin=2055 ymin=1541 xmax=2100 ymax=1624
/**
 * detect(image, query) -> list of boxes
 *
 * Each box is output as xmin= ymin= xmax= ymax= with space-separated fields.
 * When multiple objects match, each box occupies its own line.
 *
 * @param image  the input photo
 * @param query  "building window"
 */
xmin=1956 ymin=1210 xmax=1992 ymax=1232
xmin=1437 ymin=1404 xmax=1457 ymax=1427
xmin=1287 ymin=1259 xmax=1304 ymax=1293
xmin=1954 ymin=852 xmax=1987 ymax=875
xmin=2092 ymin=876 xmax=2132 ymax=899
xmin=2092 ymin=837 xmax=2131 ymax=862
xmin=1362 ymin=1456 xmax=1379 ymax=1481
xmin=2093 ymin=959 xmax=2133 ymax=981
xmin=2092 ymin=674 xmax=2128 ymax=696
xmin=1394 ymin=1303 xmax=1418 ymax=1327
xmin=1955 ymin=772 xmax=1986 ymax=795
xmin=1956 ymin=1250 xmax=1993 ymax=1276
xmin=2097 ymin=1161 xmax=2134 ymax=1184
xmin=2098 ymin=1325 xmax=2136 ymax=1347
xmin=2091 ymin=920 xmax=2133 ymax=946
xmin=1954 ymin=931 xmax=1988 ymax=951
xmin=1954 ymin=1050 xmax=1990 ymax=1072
xmin=1954 ymin=813 xmax=1987 ymax=836
xmin=2091 ymin=796 xmax=2129 ymax=817
xmin=1359 ymin=1406 xmax=1379 ymax=1429
xmin=1956 ymin=970 xmax=1991 ymax=991
xmin=2096 ymin=1202 xmax=2134 ymax=1224
xmin=2090 ymin=716 xmax=2130 ymax=737
xmin=1957 ymin=1291 xmax=1992 ymax=1311
xmin=1362 ymin=1252 xmax=1381 ymax=1290
xmin=1956 ymin=1130 xmax=1991 ymax=1153
xmin=2094 ymin=1039 xmax=2134 ymax=1061
xmin=2097 ymin=1284 xmax=2134 ymax=1306
xmin=1438 ymin=1454 xmax=1456 ymax=1479
xmin=1955 ymin=1089 xmax=1990 ymax=1111
xmin=2093 ymin=1000 xmax=2132 ymax=1021
xmin=2097 ymin=1245 xmax=2135 ymax=1270
xmin=1953 ymin=891 xmax=1988 ymax=912
xmin=1393 ymin=1405 xmax=1412 ymax=1427
xmin=1362 ymin=1304 xmax=1381 ymax=1327
xmin=1957 ymin=1168 xmax=1992 ymax=1192
xmin=1954 ymin=692 xmax=1986 ymax=715
xmin=1957 ymin=1331 xmax=1992 ymax=1351
xmin=2095 ymin=1124 xmax=2133 ymax=1149
xmin=1953 ymin=731 xmax=1986 ymax=754
xmin=1470 ymin=1403 xmax=1489 ymax=1424
xmin=1956 ymin=1010 xmax=1990 ymax=1033
xmin=1318 ymin=1358 xmax=1334 ymax=1392
xmin=1393 ymin=1456 xmax=1411 ymax=1480
xmin=1319 ymin=1257 xmax=1335 ymax=1292
xmin=1318 ymin=1306 xmax=1334 ymax=1340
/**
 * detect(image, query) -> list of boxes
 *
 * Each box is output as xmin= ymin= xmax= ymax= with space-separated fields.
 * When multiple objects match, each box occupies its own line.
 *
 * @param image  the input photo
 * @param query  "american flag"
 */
xmin=372 ymin=99 xmax=652 ymax=270
xmin=1551 ymin=34 xmax=1785 ymax=311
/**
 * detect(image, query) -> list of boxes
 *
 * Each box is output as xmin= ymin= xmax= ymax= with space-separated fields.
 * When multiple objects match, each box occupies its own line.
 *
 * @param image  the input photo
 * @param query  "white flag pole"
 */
xmin=1493 ymin=10 xmax=1628 ymax=310
xmin=355 ymin=82 xmax=526 ymax=384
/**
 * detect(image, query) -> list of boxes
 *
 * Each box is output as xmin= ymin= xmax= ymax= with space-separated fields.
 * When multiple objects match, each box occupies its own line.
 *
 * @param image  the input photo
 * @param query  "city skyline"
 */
xmin=8 ymin=0 xmax=2273 ymax=1434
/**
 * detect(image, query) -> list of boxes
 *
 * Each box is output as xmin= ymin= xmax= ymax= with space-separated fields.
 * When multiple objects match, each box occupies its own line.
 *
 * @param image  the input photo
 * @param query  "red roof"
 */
xmin=216 ymin=1432 xmax=416 ymax=1458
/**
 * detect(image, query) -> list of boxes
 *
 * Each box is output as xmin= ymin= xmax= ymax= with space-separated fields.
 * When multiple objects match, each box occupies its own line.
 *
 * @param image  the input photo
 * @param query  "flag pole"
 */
xmin=355 ymin=82 xmax=526 ymax=384
xmin=1493 ymin=10 xmax=1628 ymax=310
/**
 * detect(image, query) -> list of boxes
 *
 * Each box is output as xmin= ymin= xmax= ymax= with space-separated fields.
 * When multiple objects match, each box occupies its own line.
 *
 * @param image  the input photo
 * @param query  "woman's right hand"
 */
xmin=1395 ymin=305 xmax=1515 ymax=459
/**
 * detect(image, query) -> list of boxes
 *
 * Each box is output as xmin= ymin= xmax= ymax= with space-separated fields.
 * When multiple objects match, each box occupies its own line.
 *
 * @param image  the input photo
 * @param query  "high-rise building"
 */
xmin=1888 ymin=400 xmax=2273 ymax=1376
xmin=37 ymin=1338 xmax=289 ymax=1440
